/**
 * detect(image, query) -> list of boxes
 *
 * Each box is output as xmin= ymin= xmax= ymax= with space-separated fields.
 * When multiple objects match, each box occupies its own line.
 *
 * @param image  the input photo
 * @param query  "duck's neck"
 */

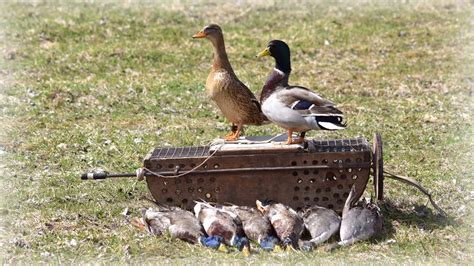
xmin=342 ymin=189 xmax=356 ymax=219
xmin=210 ymin=37 xmax=234 ymax=73
xmin=260 ymin=68 xmax=290 ymax=102
xmin=275 ymin=57 xmax=291 ymax=74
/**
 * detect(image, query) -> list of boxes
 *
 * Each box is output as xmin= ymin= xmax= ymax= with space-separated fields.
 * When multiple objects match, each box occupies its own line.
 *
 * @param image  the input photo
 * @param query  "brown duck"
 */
xmin=193 ymin=24 xmax=267 ymax=141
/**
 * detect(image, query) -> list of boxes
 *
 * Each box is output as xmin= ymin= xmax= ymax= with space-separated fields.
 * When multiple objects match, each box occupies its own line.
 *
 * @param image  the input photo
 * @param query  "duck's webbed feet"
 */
xmin=223 ymin=124 xmax=242 ymax=141
xmin=285 ymin=130 xmax=306 ymax=145
xmin=131 ymin=217 xmax=145 ymax=231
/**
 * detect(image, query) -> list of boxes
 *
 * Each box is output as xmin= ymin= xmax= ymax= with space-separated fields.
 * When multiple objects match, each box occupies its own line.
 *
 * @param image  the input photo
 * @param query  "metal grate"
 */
xmin=309 ymin=138 xmax=370 ymax=153
xmin=151 ymin=146 xmax=210 ymax=159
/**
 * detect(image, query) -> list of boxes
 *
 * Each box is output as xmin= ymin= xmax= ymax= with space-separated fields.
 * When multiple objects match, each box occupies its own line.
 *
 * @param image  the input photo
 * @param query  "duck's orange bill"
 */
xmin=192 ymin=31 xmax=206 ymax=38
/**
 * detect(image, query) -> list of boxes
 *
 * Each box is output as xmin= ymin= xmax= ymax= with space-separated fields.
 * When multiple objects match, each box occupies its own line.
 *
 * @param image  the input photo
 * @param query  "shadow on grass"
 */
xmin=377 ymin=199 xmax=453 ymax=241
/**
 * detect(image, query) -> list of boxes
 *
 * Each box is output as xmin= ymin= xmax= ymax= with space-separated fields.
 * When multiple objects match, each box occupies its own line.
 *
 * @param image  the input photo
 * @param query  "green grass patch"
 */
xmin=0 ymin=0 xmax=472 ymax=264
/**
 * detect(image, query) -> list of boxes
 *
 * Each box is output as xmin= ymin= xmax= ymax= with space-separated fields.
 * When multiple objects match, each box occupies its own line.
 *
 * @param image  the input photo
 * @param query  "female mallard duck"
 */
xmin=257 ymin=40 xmax=346 ymax=144
xmin=339 ymin=185 xmax=383 ymax=246
xmin=193 ymin=24 xmax=267 ymax=141
xmin=132 ymin=206 xmax=224 ymax=250
xmin=221 ymin=204 xmax=280 ymax=251
xmin=256 ymin=200 xmax=304 ymax=250
xmin=194 ymin=201 xmax=251 ymax=255
xmin=299 ymin=205 xmax=341 ymax=251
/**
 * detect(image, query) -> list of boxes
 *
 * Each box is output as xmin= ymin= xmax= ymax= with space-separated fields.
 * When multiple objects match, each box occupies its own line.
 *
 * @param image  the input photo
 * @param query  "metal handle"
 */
xmin=80 ymin=171 xmax=136 ymax=180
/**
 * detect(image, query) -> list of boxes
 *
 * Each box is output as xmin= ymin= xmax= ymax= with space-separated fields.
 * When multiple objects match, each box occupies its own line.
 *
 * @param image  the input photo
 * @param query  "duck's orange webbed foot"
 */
xmin=285 ymin=131 xmax=306 ymax=145
xmin=224 ymin=131 xmax=236 ymax=139
xmin=223 ymin=124 xmax=241 ymax=141
xmin=286 ymin=138 xmax=305 ymax=145
xmin=224 ymin=133 xmax=238 ymax=141
xmin=131 ymin=217 xmax=145 ymax=231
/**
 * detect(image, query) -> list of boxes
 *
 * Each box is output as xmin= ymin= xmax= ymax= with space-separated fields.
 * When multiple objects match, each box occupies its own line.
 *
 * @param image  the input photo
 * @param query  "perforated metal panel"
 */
xmin=143 ymin=137 xmax=371 ymax=213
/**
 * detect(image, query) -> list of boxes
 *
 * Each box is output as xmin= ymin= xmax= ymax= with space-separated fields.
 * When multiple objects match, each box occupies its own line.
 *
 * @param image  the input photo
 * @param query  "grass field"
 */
xmin=0 ymin=0 xmax=473 ymax=263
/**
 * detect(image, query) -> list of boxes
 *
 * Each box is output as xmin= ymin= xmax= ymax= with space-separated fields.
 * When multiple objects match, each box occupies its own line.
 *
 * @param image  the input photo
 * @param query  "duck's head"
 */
xmin=199 ymin=235 xmax=228 ymax=252
xmin=192 ymin=24 xmax=223 ymax=42
xmin=257 ymin=40 xmax=291 ymax=73
xmin=282 ymin=237 xmax=298 ymax=251
xmin=232 ymin=236 xmax=250 ymax=256
xmin=259 ymin=235 xmax=280 ymax=251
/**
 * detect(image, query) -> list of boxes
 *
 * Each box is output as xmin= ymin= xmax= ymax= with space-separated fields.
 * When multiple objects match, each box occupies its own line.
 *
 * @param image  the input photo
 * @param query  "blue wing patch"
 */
xmin=291 ymin=100 xmax=313 ymax=110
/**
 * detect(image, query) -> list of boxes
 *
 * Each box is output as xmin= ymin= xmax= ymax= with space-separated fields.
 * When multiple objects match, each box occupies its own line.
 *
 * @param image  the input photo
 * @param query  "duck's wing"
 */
xmin=234 ymin=207 xmax=274 ymax=241
xmin=283 ymin=86 xmax=335 ymax=108
xmin=273 ymin=205 xmax=304 ymax=240
xmin=235 ymin=79 xmax=259 ymax=100
xmin=274 ymin=86 xmax=346 ymax=129
xmin=340 ymin=207 xmax=379 ymax=245
xmin=168 ymin=213 xmax=205 ymax=244
xmin=304 ymin=208 xmax=341 ymax=245
xmin=142 ymin=209 xmax=172 ymax=236
xmin=232 ymin=79 xmax=265 ymax=114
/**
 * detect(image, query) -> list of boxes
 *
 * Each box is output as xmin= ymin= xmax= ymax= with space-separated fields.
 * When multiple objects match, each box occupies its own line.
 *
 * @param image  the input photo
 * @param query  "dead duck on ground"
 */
xmin=219 ymin=204 xmax=281 ymax=251
xmin=132 ymin=206 xmax=224 ymax=250
xmin=256 ymin=200 xmax=304 ymax=250
xmin=299 ymin=205 xmax=341 ymax=251
xmin=194 ymin=201 xmax=251 ymax=255
xmin=339 ymin=185 xmax=383 ymax=246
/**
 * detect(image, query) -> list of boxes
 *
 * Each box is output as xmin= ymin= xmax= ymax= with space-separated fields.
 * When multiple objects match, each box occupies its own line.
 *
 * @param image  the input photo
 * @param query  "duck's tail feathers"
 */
xmin=316 ymin=115 xmax=346 ymax=130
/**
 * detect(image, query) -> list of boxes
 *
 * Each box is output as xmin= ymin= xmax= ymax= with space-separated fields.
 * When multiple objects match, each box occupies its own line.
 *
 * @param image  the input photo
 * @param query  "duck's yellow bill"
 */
xmin=273 ymin=245 xmax=283 ymax=253
xmin=286 ymin=245 xmax=297 ymax=252
xmin=217 ymin=244 xmax=228 ymax=253
xmin=192 ymin=31 xmax=206 ymax=39
xmin=242 ymin=246 xmax=251 ymax=257
xmin=257 ymin=47 xmax=271 ymax=57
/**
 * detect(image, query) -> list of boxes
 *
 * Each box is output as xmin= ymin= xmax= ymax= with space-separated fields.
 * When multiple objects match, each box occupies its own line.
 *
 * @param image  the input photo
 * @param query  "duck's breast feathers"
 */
xmin=267 ymin=204 xmax=304 ymax=239
xmin=199 ymin=207 xmax=244 ymax=241
xmin=240 ymin=209 xmax=275 ymax=240
xmin=260 ymin=69 xmax=289 ymax=102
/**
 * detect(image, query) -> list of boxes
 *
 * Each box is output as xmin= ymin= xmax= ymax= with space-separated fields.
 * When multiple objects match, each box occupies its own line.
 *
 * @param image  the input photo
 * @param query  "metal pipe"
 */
xmin=81 ymin=162 xmax=370 ymax=180
xmin=80 ymin=172 xmax=136 ymax=180
xmin=147 ymin=162 xmax=371 ymax=176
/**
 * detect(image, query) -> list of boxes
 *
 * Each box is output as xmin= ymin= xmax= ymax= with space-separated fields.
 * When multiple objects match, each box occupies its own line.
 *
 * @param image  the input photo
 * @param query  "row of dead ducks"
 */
xmin=132 ymin=186 xmax=382 ymax=255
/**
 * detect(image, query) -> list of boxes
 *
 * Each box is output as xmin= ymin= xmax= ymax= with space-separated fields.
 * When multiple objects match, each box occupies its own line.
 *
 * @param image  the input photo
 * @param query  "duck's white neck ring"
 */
xmin=273 ymin=68 xmax=285 ymax=76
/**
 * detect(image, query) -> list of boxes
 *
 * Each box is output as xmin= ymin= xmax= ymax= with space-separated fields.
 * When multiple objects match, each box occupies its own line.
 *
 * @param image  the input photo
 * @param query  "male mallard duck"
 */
xmin=194 ymin=201 xmax=251 ymax=255
xmin=132 ymin=206 xmax=224 ymax=250
xmin=256 ymin=200 xmax=304 ymax=250
xmin=193 ymin=24 xmax=267 ymax=141
xmin=300 ymin=205 xmax=341 ymax=251
xmin=221 ymin=204 xmax=280 ymax=251
xmin=339 ymin=185 xmax=383 ymax=246
xmin=257 ymin=40 xmax=346 ymax=144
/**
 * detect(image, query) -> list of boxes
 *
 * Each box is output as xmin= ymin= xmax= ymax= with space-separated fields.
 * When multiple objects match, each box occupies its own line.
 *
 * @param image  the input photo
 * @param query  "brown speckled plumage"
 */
xmin=221 ymin=205 xmax=277 ymax=244
xmin=256 ymin=200 xmax=304 ymax=250
xmin=193 ymin=24 xmax=267 ymax=140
